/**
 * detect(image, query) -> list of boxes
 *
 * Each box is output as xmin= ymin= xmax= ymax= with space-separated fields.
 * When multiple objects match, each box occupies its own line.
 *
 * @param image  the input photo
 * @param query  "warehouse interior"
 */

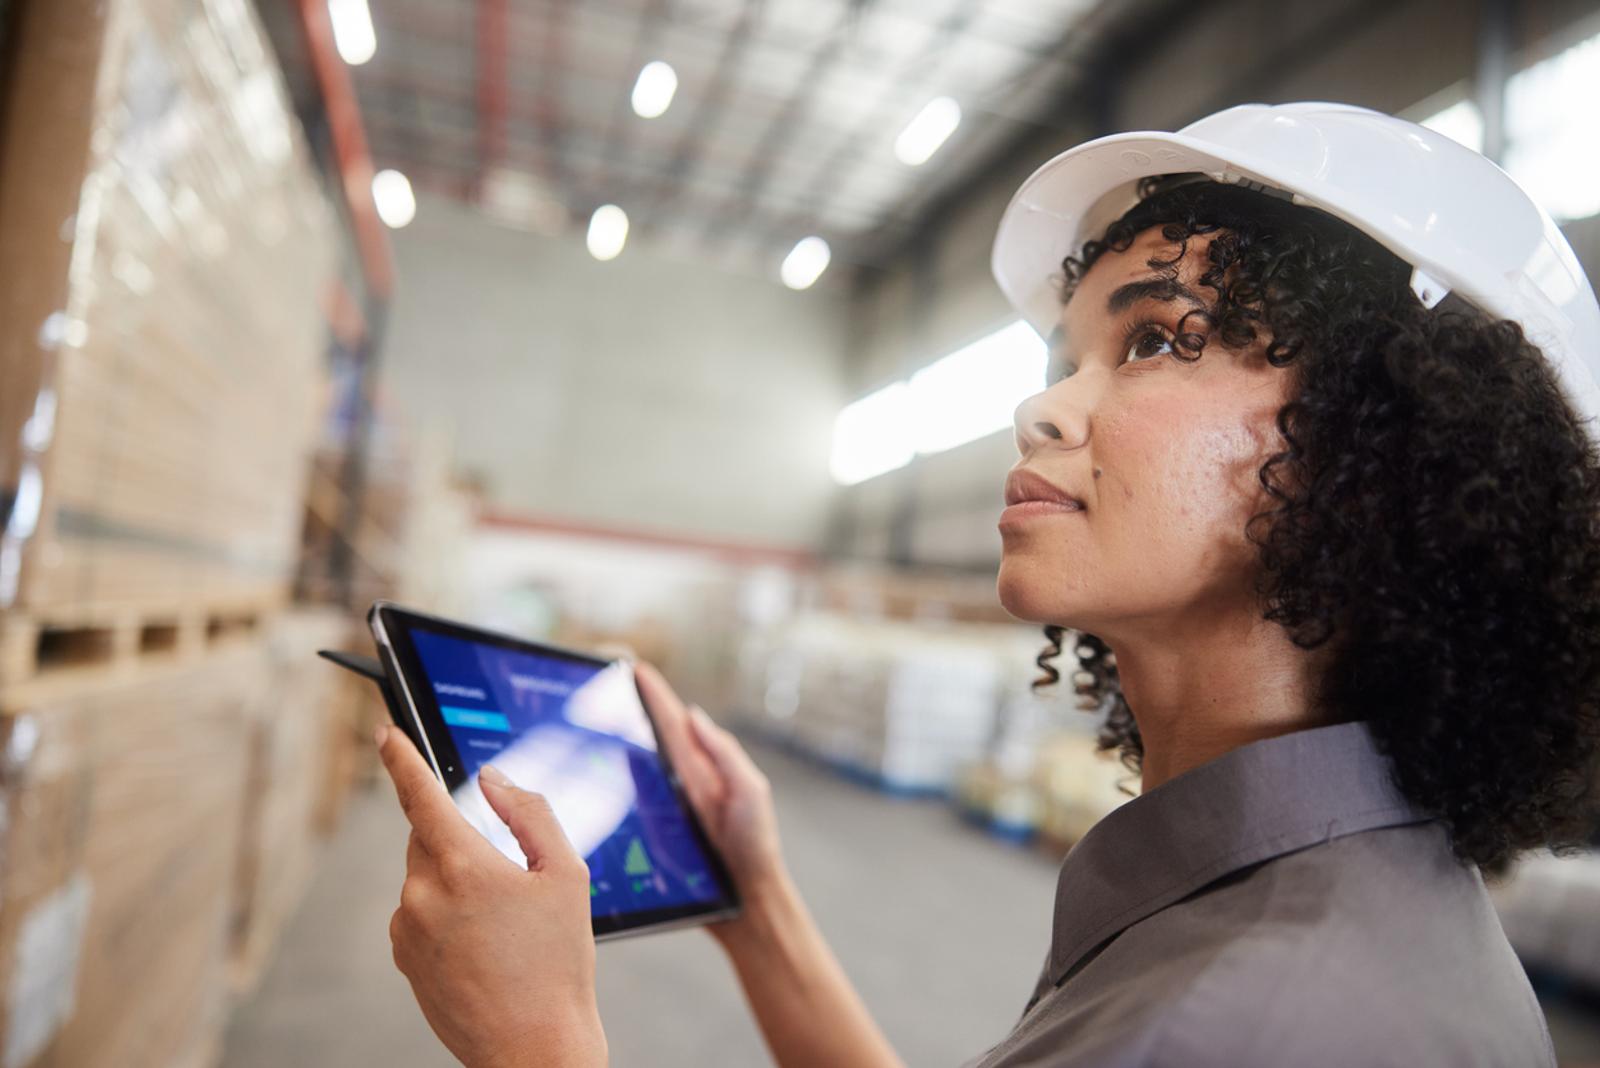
xmin=3 ymin=0 xmax=1600 ymax=1065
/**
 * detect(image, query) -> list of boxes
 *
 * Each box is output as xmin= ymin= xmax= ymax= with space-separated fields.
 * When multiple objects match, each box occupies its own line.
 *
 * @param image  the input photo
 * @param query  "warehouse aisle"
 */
xmin=221 ymin=737 xmax=1061 ymax=1068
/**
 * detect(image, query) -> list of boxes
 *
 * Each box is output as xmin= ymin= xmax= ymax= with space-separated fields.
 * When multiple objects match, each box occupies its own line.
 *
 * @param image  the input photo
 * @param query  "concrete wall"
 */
xmin=382 ymin=193 xmax=849 ymax=550
xmin=836 ymin=0 xmax=1600 ymax=570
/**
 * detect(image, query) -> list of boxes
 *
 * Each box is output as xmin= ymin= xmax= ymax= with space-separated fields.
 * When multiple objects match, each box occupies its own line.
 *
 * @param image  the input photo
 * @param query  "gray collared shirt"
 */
xmin=963 ymin=721 xmax=1556 ymax=1067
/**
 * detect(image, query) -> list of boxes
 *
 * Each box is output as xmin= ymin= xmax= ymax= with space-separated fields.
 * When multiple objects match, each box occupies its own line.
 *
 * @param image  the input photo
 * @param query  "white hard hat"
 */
xmin=991 ymin=101 xmax=1600 ymax=434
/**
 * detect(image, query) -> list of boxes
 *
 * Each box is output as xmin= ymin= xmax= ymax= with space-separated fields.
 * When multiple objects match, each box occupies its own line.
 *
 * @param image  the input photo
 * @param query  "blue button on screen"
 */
xmin=440 ymin=706 xmax=510 ymax=732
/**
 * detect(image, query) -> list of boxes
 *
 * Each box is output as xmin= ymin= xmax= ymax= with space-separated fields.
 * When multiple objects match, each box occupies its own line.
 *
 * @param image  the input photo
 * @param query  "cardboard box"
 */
xmin=228 ymin=609 xmax=350 ymax=995
xmin=0 ymin=644 xmax=266 ymax=1068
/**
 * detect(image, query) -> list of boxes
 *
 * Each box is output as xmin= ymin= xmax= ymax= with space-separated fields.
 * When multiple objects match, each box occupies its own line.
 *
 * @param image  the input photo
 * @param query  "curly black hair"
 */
xmin=1033 ymin=174 xmax=1600 ymax=873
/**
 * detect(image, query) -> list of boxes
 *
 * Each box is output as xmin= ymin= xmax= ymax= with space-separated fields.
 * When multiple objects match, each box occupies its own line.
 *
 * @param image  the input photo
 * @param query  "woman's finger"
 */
xmin=636 ymin=662 xmax=726 ymax=807
xmin=633 ymin=660 xmax=683 ymax=714
xmin=635 ymin=661 xmax=690 ymax=752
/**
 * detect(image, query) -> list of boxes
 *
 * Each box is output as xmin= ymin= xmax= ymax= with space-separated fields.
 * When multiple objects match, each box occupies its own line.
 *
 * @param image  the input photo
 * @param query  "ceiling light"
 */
xmin=780 ymin=236 xmax=831 ymax=290
xmin=894 ymin=96 xmax=961 ymax=166
xmin=328 ymin=0 xmax=376 ymax=66
xmin=631 ymin=60 xmax=678 ymax=119
xmin=372 ymin=169 xmax=416 ymax=228
xmin=587 ymin=204 xmax=629 ymax=261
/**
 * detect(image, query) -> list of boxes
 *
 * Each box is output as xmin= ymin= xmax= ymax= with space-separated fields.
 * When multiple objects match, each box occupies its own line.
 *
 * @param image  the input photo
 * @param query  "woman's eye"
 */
xmin=1122 ymin=326 xmax=1174 ymax=365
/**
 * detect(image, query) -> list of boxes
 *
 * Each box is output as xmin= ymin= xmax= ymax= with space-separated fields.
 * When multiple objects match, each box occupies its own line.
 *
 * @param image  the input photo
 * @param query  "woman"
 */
xmin=373 ymin=103 xmax=1600 ymax=1067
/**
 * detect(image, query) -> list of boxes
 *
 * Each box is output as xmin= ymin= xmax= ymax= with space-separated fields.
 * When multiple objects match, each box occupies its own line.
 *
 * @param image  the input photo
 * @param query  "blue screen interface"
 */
xmin=409 ymin=629 xmax=724 ymax=919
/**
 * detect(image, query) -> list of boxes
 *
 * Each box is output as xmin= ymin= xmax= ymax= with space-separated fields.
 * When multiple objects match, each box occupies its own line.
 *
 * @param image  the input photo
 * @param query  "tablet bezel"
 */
xmin=368 ymin=600 xmax=741 ymax=941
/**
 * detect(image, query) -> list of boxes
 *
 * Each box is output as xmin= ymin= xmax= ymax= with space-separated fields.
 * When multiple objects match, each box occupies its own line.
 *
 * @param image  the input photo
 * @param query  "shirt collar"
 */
xmin=1042 ymin=719 xmax=1434 ymax=988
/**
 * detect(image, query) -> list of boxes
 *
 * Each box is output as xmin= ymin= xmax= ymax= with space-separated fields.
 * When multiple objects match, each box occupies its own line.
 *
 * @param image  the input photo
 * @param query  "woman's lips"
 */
xmin=999 ymin=499 xmax=1086 ymax=530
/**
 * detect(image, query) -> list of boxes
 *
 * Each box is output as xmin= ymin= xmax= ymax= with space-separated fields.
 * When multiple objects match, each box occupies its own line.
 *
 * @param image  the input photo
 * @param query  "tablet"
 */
xmin=367 ymin=601 xmax=740 ymax=940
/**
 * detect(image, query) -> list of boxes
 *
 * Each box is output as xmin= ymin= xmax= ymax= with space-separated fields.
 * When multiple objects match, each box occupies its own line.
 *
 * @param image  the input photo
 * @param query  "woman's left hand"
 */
xmin=376 ymin=723 xmax=607 ymax=1068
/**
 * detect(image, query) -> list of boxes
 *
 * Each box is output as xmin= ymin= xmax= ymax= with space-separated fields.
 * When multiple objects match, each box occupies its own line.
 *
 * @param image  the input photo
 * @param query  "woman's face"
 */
xmin=996 ymin=225 xmax=1293 ymax=638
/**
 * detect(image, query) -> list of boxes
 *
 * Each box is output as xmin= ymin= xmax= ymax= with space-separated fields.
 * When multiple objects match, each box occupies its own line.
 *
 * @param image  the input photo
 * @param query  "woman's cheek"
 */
xmin=1117 ymin=405 xmax=1262 ymax=561
xmin=1175 ymin=416 xmax=1281 ymax=574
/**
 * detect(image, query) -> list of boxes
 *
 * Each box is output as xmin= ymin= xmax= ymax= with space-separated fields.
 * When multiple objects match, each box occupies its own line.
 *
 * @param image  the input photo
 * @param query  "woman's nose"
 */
xmin=1013 ymin=383 xmax=1087 ymax=456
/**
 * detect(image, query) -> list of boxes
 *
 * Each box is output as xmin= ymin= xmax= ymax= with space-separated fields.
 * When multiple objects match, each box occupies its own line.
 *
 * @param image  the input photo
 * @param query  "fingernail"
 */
xmin=374 ymin=723 xmax=389 ymax=747
xmin=479 ymin=763 xmax=512 ymax=788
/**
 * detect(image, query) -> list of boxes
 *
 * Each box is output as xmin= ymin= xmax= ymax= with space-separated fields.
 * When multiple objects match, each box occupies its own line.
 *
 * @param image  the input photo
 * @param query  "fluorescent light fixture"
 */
xmin=1504 ymin=28 xmax=1600 ymax=221
xmin=1419 ymin=98 xmax=1484 ymax=153
xmin=631 ymin=60 xmax=678 ymax=119
xmin=1415 ymin=29 xmax=1600 ymax=222
xmin=910 ymin=321 xmax=1046 ymax=455
xmin=894 ymin=96 xmax=960 ymax=166
xmin=780 ymin=236 xmax=831 ymax=290
xmin=830 ymin=382 xmax=915 ymax=485
xmin=372 ymin=168 xmax=416 ymax=228
xmin=826 ymin=320 xmax=1049 ymax=484
xmin=586 ymin=204 xmax=629 ymax=261
xmin=328 ymin=0 xmax=376 ymax=66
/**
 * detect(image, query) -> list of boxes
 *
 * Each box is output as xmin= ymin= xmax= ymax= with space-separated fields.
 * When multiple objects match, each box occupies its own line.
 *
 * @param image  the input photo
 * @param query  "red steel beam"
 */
xmin=296 ymin=0 xmax=396 ymax=300
xmin=531 ymin=0 xmax=571 ymax=184
xmin=476 ymin=0 xmax=509 ymax=188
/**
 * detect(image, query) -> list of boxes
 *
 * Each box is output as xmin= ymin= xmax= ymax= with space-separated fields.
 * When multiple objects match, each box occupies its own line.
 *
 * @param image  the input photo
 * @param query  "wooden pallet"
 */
xmin=0 ymin=595 xmax=284 ymax=705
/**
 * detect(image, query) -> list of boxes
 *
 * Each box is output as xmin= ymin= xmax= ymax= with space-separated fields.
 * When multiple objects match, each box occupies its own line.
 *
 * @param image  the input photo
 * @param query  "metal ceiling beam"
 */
xmin=1476 ymin=0 xmax=1513 ymax=163
xmin=698 ymin=0 xmax=866 ymax=246
xmin=630 ymin=0 xmax=766 ymax=219
xmin=596 ymin=0 xmax=672 ymax=194
xmin=293 ymin=0 xmax=394 ymax=300
xmin=852 ymin=0 xmax=1206 ymax=278
xmin=787 ymin=0 xmax=984 ymax=236
xmin=1191 ymin=0 xmax=1410 ymax=117
xmin=376 ymin=0 xmax=571 ymax=185
xmin=532 ymin=0 xmax=573 ymax=191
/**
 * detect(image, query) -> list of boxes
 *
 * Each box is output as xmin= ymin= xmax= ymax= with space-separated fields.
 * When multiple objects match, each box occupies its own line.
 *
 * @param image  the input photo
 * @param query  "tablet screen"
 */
xmin=404 ymin=626 xmax=730 ymax=927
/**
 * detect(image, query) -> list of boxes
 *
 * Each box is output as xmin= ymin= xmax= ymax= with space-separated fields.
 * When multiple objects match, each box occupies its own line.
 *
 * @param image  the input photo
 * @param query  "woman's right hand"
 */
xmin=634 ymin=661 xmax=787 ymax=924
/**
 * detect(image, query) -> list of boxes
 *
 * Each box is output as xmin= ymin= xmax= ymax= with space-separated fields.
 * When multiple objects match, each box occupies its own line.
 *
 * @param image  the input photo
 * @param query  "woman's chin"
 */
xmin=997 ymin=557 xmax=1071 ymax=625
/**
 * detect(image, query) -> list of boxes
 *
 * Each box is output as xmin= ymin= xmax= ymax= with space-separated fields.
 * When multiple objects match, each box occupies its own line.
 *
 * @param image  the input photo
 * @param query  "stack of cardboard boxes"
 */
xmin=0 ymin=1 xmax=355 ymax=1064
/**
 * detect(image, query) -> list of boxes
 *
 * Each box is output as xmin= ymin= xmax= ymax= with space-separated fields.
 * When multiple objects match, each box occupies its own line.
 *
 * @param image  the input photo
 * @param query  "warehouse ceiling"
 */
xmin=260 ymin=0 xmax=1175 ymax=281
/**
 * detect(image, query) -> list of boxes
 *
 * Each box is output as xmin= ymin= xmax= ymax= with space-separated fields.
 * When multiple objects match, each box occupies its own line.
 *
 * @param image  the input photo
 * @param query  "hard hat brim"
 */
xmin=990 ymin=130 xmax=1268 ymax=339
xmin=992 ymin=105 xmax=1600 ymax=444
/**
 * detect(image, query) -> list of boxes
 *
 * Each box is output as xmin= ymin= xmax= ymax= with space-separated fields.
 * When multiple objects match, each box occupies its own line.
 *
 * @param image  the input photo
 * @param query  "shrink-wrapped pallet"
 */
xmin=738 ymin=611 xmax=1046 ymax=793
xmin=0 ymin=0 xmax=335 ymax=618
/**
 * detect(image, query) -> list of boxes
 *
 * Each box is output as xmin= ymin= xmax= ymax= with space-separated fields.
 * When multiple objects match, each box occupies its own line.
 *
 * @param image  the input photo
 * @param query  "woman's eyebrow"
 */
xmin=1106 ymin=275 xmax=1205 ymax=314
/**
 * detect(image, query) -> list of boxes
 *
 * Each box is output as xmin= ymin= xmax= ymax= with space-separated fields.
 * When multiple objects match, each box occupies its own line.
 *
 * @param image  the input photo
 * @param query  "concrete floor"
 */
xmin=221 ymin=739 xmax=1061 ymax=1068
xmin=223 ymin=737 xmax=1600 ymax=1068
